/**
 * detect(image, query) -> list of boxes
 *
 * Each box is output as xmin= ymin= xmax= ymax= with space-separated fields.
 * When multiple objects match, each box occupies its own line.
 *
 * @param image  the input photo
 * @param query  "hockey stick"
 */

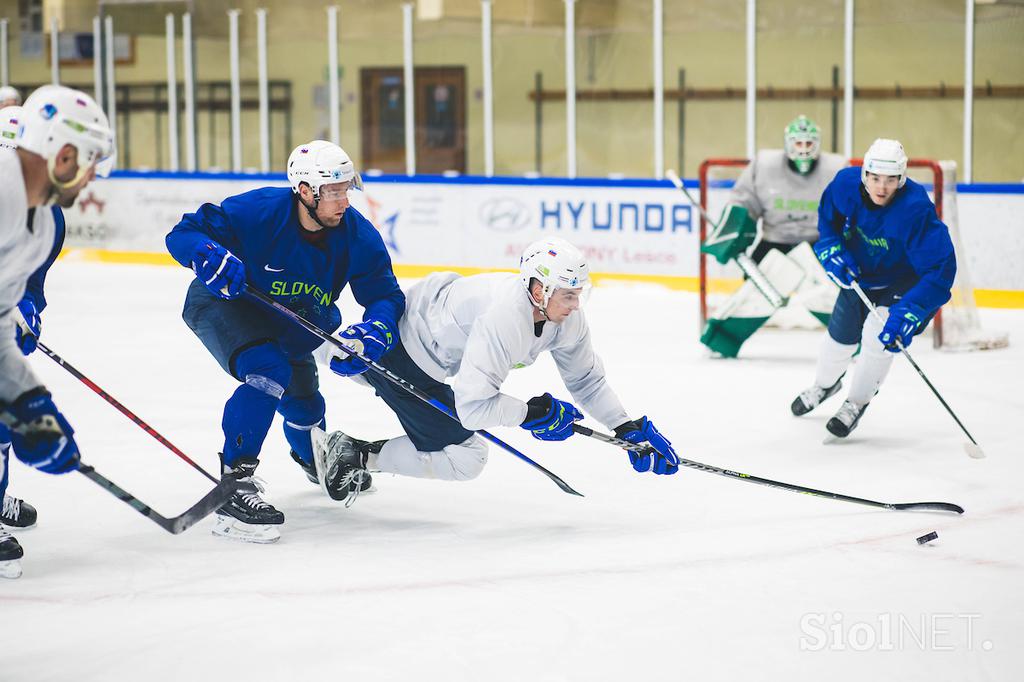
xmin=243 ymin=286 xmax=583 ymax=497
xmin=665 ymin=169 xmax=787 ymax=308
xmin=37 ymin=342 xmax=221 ymax=483
xmin=78 ymin=464 xmax=236 ymax=534
xmin=849 ymin=281 xmax=986 ymax=459
xmin=571 ymin=425 xmax=964 ymax=514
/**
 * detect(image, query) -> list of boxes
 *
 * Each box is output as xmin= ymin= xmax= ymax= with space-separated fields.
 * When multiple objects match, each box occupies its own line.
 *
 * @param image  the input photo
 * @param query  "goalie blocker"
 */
xmin=699 ymin=205 xmax=839 ymax=357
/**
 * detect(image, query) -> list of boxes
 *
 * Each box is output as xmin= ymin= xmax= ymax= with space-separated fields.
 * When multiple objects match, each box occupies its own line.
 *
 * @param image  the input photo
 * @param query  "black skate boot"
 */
xmin=826 ymin=400 xmax=869 ymax=438
xmin=212 ymin=457 xmax=284 ymax=544
xmin=0 ymin=529 xmax=24 ymax=579
xmin=289 ymin=450 xmax=319 ymax=485
xmin=791 ymin=375 xmax=844 ymax=416
xmin=313 ymin=429 xmax=384 ymax=506
xmin=2 ymin=493 xmax=37 ymax=529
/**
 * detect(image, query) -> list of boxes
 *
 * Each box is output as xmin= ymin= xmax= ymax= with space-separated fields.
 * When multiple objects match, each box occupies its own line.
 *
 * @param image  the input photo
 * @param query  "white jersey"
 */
xmin=399 ymin=271 xmax=630 ymax=432
xmin=729 ymin=149 xmax=847 ymax=244
xmin=0 ymin=149 xmax=55 ymax=402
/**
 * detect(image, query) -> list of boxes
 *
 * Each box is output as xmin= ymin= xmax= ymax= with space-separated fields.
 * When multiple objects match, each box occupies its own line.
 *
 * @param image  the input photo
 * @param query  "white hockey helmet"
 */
xmin=520 ymin=237 xmax=591 ymax=310
xmin=17 ymin=85 xmax=115 ymax=184
xmin=287 ymin=140 xmax=362 ymax=198
xmin=0 ymin=105 xmax=22 ymax=149
xmin=0 ymin=85 xmax=21 ymax=106
xmin=861 ymin=138 xmax=908 ymax=188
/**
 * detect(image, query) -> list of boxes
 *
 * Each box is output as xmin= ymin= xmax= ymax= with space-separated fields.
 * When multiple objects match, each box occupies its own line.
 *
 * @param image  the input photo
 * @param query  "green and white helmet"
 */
xmin=783 ymin=115 xmax=821 ymax=174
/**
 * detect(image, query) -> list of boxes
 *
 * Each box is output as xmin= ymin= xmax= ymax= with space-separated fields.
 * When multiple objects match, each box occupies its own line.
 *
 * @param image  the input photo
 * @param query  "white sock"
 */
xmin=815 ymin=335 xmax=858 ymax=388
xmin=370 ymin=434 xmax=488 ymax=481
xmin=847 ymin=306 xmax=895 ymax=405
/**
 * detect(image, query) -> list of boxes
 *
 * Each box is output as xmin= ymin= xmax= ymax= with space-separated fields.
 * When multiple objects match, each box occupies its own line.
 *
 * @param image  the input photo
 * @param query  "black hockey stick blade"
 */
xmin=891 ymin=501 xmax=965 ymax=514
xmin=78 ymin=464 xmax=237 ymax=534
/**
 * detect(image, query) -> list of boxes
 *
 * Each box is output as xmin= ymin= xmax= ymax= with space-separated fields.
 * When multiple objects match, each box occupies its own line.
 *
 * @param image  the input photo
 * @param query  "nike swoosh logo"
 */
xmin=264 ymin=265 xmax=285 ymax=272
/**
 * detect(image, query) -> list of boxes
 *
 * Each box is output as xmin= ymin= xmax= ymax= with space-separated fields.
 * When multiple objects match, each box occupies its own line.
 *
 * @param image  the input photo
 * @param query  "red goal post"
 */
xmin=697 ymin=157 xmax=948 ymax=347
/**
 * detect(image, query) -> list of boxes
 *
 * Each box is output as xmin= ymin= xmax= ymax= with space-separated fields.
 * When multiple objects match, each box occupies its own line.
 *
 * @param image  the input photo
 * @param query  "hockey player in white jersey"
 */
xmin=0 ymin=86 xmax=114 ymax=578
xmin=312 ymin=237 xmax=680 ymax=501
xmin=0 ymin=85 xmax=20 ymax=108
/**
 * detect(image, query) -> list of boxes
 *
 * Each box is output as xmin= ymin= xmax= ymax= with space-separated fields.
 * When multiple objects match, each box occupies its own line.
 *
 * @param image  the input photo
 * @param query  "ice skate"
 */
xmin=289 ymin=449 xmax=319 ymax=486
xmin=312 ymin=427 xmax=382 ymax=506
xmin=826 ymin=400 xmax=869 ymax=439
xmin=1 ymin=493 xmax=37 ymax=529
xmin=0 ymin=529 xmax=23 ymax=579
xmin=791 ymin=376 xmax=843 ymax=416
xmin=211 ymin=458 xmax=283 ymax=544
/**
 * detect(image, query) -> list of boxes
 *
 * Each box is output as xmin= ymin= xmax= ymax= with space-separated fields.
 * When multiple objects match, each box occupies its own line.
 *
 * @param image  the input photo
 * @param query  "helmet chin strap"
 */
xmin=45 ymin=157 xmax=91 ymax=204
xmin=298 ymin=192 xmax=333 ymax=230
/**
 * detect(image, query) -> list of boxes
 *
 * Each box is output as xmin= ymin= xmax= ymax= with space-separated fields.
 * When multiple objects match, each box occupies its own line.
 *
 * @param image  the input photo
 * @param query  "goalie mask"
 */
xmin=520 ymin=237 xmax=591 ymax=318
xmin=783 ymin=115 xmax=821 ymax=175
xmin=861 ymin=138 xmax=908 ymax=188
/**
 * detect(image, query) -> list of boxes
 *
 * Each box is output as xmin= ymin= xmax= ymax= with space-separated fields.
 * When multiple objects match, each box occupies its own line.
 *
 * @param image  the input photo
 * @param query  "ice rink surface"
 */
xmin=3 ymin=260 xmax=1022 ymax=682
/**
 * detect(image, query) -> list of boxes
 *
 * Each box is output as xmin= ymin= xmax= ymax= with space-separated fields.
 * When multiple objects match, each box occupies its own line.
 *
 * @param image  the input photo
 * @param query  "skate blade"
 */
xmin=0 ymin=559 xmax=23 ymax=579
xmin=822 ymin=434 xmax=841 ymax=445
xmin=211 ymin=515 xmax=281 ymax=544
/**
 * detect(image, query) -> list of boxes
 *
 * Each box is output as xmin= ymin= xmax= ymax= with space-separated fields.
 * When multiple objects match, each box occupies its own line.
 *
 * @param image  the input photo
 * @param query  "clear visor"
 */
xmin=548 ymin=283 xmax=592 ymax=309
xmin=317 ymin=173 xmax=363 ymax=200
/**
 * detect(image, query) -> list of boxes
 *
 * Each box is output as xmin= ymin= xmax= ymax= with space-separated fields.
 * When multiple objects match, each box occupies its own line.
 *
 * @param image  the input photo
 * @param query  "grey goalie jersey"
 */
xmin=729 ymin=149 xmax=847 ymax=245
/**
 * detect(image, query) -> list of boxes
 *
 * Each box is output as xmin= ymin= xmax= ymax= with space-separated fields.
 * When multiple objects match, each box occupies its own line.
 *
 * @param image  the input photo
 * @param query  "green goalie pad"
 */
xmin=701 ymin=205 xmax=758 ymax=265
xmin=700 ymin=248 xmax=807 ymax=357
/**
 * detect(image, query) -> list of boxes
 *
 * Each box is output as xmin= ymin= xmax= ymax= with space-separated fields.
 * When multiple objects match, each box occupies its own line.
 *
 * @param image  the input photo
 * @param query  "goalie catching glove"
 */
xmin=614 ymin=417 xmax=679 ymax=475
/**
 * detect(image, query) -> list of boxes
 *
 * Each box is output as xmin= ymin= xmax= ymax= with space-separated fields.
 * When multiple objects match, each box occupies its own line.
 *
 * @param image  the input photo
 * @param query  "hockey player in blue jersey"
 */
xmin=166 ymin=140 xmax=405 ymax=543
xmin=790 ymin=139 xmax=956 ymax=438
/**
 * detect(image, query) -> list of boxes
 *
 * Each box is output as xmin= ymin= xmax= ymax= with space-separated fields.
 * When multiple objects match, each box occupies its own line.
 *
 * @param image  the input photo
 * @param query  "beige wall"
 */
xmin=2 ymin=0 xmax=1021 ymax=180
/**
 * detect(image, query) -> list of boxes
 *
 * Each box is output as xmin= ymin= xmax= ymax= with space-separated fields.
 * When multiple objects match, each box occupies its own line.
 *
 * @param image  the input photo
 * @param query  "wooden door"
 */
xmin=361 ymin=66 xmax=466 ymax=174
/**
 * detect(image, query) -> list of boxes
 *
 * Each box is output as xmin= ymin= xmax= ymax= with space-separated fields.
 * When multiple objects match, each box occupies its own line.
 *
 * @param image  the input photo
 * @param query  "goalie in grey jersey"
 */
xmin=727 ymin=114 xmax=846 ymax=262
xmin=310 ymin=238 xmax=680 ymax=502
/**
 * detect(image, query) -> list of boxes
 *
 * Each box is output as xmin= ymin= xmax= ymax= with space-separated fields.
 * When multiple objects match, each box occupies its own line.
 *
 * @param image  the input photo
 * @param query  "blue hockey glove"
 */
xmin=0 ymin=388 xmax=80 ymax=475
xmin=815 ymin=242 xmax=860 ymax=289
xmin=14 ymin=296 xmax=41 ymax=356
xmin=328 ymin=318 xmax=397 ymax=377
xmin=615 ymin=417 xmax=680 ymax=475
xmin=879 ymin=301 xmax=926 ymax=352
xmin=520 ymin=393 xmax=583 ymax=441
xmin=191 ymin=241 xmax=246 ymax=299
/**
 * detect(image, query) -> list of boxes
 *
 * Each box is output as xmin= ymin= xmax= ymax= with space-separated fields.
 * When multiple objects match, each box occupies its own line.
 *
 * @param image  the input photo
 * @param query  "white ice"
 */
xmin=3 ymin=259 xmax=1022 ymax=681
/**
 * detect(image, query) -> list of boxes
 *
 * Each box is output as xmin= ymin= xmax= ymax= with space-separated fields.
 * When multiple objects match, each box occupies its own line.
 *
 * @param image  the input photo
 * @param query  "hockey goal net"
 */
xmin=697 ymin=157 xmax=1008 ymax=351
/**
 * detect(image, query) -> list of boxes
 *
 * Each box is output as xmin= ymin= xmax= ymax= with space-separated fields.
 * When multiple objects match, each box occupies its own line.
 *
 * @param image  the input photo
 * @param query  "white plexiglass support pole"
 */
xmin=0 ymin=20 xmax=8 ymax=87
xmin=962 ymin=0 xmax=974 ymax=183
xmin=228 ymin=9 xmax=242 ymax=172
xmin=745 ymin=0 xmax=755 ymax=159
xmin=92 ymin=16 xmax=102 ymax=103
xmin=50 ymin=16 xmax=60 ymax=84
xmin=565 ymin=0 xmax=576 ymax=179
xmin=165 ymin=14 xmax=179 ymax=171
xmin=843 ymin=0 xmax=854 ymax=158
xmin=653 ymin=0 xmax=664 ymax=179
xmin=105 ymin=15 xmax=116 ymax=157
xmin=257 ymin=8 xmax=270 ymax=173
xmin=327 ymin=6 xmax=340 ymax=146
xmin=403 ymin=2 xmax=415 ymax=176
xmin=183 ymin=12 xmax=196 ymax=171
xmin=481 ymin=0 xmax=494 ymax=177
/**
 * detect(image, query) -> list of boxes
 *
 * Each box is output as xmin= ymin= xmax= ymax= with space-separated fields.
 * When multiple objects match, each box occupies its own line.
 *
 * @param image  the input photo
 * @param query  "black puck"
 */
xmin=916 ymin=531 xmax=938 ymax=545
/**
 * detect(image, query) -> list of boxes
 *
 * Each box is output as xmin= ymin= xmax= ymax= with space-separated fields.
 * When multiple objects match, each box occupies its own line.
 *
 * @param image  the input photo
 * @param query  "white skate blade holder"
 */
xmin=0 ymin=558 xmax=24 ymax=579
xmin=211 ymin=515 xmax=281 ymax=544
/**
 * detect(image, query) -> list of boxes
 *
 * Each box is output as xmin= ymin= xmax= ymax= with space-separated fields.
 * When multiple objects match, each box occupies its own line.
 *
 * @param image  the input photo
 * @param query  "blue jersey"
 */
xmin=166 ymin=186 xmax=404 ymax=343
xmin=23 ymin=207 xmax=66 ymax=312
xmin=816 ymin=167 xmax=956 ymax=316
